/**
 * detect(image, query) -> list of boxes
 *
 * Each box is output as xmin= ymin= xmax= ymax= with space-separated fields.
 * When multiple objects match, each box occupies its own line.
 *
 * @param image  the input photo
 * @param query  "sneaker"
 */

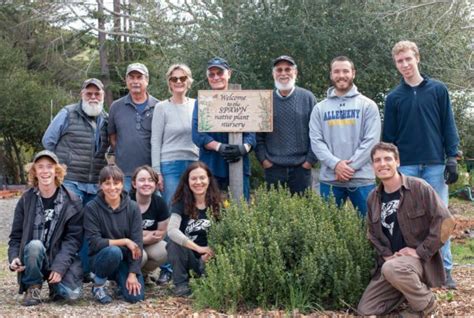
xmin=173 ymin=283 xmax=191 ymax=297
xmin=92 ymin=284 xmax=112 ymax=304
xmin=399 ymin=295 xmax=437 ymax=318
xmin=445 ymin=269 xmax=457 ymax=289
xmin=23 ymin=285 xmax=42 ymax=306
xmin=156 ymin=270 xmax=172 ymax=285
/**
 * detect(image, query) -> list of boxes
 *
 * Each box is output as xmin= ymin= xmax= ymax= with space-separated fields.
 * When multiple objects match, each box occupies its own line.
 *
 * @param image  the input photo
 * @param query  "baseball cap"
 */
xmin=33 ymin=150 xmax=59 ymax=164
xmin=81 ymin=78 xmax=104 ymax=90
xmin=126 ymin=63 xmax=149 ymax=77
xmin=207 ymin=57 xmax=230 ymax=70
xmin=273 ymin=55 xmax=296 ymax=67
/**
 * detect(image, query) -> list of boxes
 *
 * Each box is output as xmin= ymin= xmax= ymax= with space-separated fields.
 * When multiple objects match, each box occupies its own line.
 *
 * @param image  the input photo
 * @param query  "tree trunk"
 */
xmin=98 ymin=0 xmax=114 ymax=107
xmin=113 ymin=0 xmax=122 ymax=63
xmin=5 ymin=134 xmax=25 ymax=184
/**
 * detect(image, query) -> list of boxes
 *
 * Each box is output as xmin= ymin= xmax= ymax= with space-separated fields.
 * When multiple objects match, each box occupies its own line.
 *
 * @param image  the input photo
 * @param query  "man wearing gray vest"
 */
xmin=42 ymin=78 xmax=109 ymax=203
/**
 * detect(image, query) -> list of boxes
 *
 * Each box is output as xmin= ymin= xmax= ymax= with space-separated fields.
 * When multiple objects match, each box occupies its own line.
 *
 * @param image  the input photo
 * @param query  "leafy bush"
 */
xmin=192 ymin=186 xmax=374 ymax=313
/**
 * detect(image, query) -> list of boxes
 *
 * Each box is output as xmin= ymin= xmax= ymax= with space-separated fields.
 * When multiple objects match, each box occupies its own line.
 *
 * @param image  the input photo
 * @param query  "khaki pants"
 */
xmin=141 ymin=240 xmax=167 ymax=274
xmin=358 ymin=255 xmax=433 ymax=315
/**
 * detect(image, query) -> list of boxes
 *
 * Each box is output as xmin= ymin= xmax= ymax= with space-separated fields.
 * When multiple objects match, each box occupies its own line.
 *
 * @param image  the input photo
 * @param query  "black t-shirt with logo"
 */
xmin=381 ymin=189 xmax=407 ymax=253
xmin=41 ymin=188 xmax=59 ymax=244
xmin=171 ymin=201 xmax=211 ymax=248
xmin=130 ymin=192 xmax=169 ymax=231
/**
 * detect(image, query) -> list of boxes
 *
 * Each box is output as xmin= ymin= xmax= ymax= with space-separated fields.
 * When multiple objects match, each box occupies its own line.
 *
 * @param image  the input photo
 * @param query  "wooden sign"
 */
xmin=197 ymin=90 xmax=273 ymax=132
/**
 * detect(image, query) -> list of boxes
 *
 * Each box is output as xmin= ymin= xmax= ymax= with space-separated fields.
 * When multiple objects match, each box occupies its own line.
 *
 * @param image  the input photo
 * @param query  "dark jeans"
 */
xmin=22 ymin=240 xmax=82 ymax=300
xmin=166 ymin=241 xmax=204 ymax=286
xmin=264 ymin=164 xmax=312 ymax=195
xmin=91 ymin=246 xmax=144 ymax=303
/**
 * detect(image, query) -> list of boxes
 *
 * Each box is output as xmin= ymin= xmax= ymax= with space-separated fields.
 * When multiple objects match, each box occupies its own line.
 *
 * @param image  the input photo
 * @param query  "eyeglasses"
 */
xmin=169 ymin=76 xmax=188 ymax=83
xmin=207 ymin=69 xmax=225 ymax=79
xmin=274 ymin=67 xmax=294 ymax=74
xmin=84 ymin=92 xmax=102 ymax=98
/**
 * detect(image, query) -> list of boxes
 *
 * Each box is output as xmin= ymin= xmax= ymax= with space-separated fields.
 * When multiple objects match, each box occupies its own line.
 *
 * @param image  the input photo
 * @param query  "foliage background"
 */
xmin=0 ymin=0 xmax=472 ymax=183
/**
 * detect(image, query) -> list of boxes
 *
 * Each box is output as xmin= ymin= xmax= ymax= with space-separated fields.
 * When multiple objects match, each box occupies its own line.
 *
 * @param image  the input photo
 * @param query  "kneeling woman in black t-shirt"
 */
xmin=167 ymin=161 xmax=221 ymax=296
xmin=84 ymin=165 xmax=144 ymax=304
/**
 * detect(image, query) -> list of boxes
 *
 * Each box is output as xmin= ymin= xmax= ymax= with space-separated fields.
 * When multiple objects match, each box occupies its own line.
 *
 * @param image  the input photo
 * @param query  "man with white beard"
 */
xmin=255 ymin=55 xmax=317 ymax=195
xmin=42 ymin=78 xmax=109 ymax=203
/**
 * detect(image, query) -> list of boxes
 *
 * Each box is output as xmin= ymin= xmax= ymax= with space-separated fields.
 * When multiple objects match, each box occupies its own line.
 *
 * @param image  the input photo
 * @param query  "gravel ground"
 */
xmin=0 ymin=198 xmax=17 ymax=242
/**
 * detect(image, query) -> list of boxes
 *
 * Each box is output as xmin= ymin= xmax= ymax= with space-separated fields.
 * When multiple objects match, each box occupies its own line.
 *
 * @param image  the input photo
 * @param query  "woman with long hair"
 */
xmin=130 ymin=165 xmax=169 ymax=278
xmin=167 ymin=161 xmax=221 ymax=296
xmin=151 ymin=63 xmax=198 ymax=205
xmin=84 ymin=165 xmax=144 ymax=304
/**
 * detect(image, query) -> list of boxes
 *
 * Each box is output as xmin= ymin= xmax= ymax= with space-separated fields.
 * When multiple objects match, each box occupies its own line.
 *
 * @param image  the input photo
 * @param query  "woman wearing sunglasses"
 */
xmin=151 ymin=64 xmax=199 ymax=206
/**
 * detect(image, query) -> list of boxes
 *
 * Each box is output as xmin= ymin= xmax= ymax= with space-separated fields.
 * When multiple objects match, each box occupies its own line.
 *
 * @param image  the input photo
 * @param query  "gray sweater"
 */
xmin=255 ymin=86 xmax=317 ymax=166
xmin=309 ymin=85 xmax=381 ymax=186
xmin=151 ymin=98 xmax=199 ymax=172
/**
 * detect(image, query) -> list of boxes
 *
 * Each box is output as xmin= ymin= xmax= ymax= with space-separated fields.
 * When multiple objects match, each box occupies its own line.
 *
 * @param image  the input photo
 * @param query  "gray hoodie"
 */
xmin=309 ymin=85 xmax=381 ymax=186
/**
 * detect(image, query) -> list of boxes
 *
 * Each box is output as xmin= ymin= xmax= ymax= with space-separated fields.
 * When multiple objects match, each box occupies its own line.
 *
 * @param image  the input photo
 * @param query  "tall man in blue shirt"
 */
xmin=109 ymin=63 xmax=159 ymax=191
xmin=192 ymin=57 xmax=256 ymax=200
xmin=383 ymin=40 xmax=460 ymax=288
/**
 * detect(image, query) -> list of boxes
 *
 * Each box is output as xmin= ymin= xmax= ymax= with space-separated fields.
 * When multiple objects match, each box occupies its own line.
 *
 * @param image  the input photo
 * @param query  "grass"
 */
xmin=452 ymin=238 xmax=474 ymax=265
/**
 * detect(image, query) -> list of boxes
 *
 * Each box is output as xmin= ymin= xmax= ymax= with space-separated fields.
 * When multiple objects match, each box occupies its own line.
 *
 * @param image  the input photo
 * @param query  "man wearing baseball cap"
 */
xmin=108 ymin=62 xmax=159 ymax=190
xmin=43 ymin=78 xmax=109 ymax=203
xmin=255 ymin=55 xmax=317 ymax=195
xmin=42 ymin=78 xmax=109 ymax=281
xmin=8 ymin=150 xmax=83 ymax=306
xmin=192 ymin=57 xmax=256 ymax=200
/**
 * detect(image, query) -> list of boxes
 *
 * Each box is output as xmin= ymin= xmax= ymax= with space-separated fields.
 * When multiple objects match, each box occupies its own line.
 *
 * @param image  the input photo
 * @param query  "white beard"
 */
xmin=82 ymin=99 xmax=104 ymax=117
xmin=274 ymin=77 xmax=296 ymax=91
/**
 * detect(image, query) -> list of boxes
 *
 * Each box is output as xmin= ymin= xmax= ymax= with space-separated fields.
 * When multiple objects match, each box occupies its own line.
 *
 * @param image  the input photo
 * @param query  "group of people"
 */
xmin=8 ymin=39 xmax=459 ymax=316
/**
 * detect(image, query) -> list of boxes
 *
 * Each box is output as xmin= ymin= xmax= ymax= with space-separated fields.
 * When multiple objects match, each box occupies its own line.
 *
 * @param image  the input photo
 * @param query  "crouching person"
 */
xmin=130 ymin=166 xmax=169 ymax=279
xmin=167 ymin=162 xmax=221 ymax=296
xmin=8 ymin=150 xmax=83 ymax=306
xmin=357 ymin=142 xmax=456 ymax=316
xmin=84 ymin=165 xmax=144 ymax=304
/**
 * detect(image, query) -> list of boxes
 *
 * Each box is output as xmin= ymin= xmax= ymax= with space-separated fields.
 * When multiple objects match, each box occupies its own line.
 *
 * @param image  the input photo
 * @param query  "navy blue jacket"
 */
xmin=382 ymin=75 xmax=459 ymax=165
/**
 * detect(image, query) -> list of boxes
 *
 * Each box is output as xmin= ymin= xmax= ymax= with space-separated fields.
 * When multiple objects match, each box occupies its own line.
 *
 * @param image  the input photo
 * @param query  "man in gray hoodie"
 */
xmin=309 ymin=56 xmax=381 ymax=216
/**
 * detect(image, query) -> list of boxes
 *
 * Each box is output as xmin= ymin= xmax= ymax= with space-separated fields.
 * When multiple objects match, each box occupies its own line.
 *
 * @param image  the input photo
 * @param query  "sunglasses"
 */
xmin=169 ymin=76 xmax=188 ymax=83
xmin=207 ymin=69 xmax=225 ymax=79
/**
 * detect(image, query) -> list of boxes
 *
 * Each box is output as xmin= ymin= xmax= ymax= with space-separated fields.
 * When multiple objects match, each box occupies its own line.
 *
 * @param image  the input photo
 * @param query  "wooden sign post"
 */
xmin=198 ymin=89 xmax=273 ymax=202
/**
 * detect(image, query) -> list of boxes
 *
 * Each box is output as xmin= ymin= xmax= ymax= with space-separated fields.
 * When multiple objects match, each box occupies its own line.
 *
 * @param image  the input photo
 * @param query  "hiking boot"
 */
xmin=23 ymin=285 xmax=42 ymax=306
xmin=92 ymin=284 xmax=112 ymax=304
xmin=156 ymin=270 xmax=172 ymax=285
xmin=445 ymin=269 xmax=457 ymax=289
xmin=173 ymin=283 xmax=191 ymax=297
xmin=399 ymin=295 xmax=437 ymax=317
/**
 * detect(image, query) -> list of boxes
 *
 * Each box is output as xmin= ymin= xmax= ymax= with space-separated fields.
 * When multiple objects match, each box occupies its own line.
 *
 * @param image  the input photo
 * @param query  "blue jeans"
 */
xmin=320 ymin=183 xmax=376 ymax=217
xmin=91 ymin=246 xmax=145 ymax=303
xmin=123 ymin=176 xmax=132 ymax=193
xmin=264 ymin=164 xmax=312 ymax=195
xmin=22 ymin=240 xmax=81 ymax=300
xmin=63 ymin=180 xmax=97 ymax=277
xmin=161 ymin=160 xmax=196 ymax=206
xmin=398 ymin=164 xmax=452 ymax=270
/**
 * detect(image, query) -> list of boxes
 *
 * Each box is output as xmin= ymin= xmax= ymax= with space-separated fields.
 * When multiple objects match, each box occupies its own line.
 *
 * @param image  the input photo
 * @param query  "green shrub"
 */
xmin=192 ymin=186 xmax=374 ymax=313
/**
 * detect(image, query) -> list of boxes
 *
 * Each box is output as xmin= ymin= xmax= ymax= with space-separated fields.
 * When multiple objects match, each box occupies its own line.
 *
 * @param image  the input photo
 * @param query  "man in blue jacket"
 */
xmin=383 ymin=40 xmax=460 ymax=288
xmin=192 ymin=57 xmax=256 ymax=200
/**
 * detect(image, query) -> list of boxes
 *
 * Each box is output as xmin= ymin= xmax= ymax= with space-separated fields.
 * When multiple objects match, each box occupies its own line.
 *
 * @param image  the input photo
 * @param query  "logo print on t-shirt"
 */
xmin=381 ymin=199 xmax=399 ymax=236
xmin=44 ymin=209 xmax=55 ymax=223
xmin=185 ymin=219 xmax=211 ymax=242
xmin=142 ymin=219 xmax=155 ymax=229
